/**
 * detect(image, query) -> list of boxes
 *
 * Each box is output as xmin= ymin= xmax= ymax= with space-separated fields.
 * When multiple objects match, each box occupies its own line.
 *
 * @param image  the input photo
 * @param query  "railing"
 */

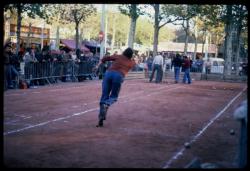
xmin=20 ymin=60 xmax=98 ymax=84
xmin=5 ymin=61 xmax=247 ymax=90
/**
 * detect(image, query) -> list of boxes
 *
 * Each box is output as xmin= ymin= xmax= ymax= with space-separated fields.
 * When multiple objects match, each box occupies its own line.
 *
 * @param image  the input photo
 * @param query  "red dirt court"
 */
xmin=3 ymin=78 xmax=247 ymax=168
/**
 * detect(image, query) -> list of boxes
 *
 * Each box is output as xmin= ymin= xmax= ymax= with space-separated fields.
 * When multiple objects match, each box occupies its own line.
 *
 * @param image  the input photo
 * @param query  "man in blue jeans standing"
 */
xmin=149 ymin=52 xmax=164 ymax=83
xmin=95 ymin=48 xmax=136 ymax=127
xmin=171 ymin=53 xmax=183 ymax=83
xmin=182 ymin=56 xmax=191 ymax=84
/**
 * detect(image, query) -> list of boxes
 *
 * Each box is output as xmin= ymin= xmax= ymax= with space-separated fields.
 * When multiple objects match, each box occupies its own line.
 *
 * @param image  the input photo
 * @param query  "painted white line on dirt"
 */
xmin=4 ymin=84 xmax=181 ymax=136
xmin=4 ymin=84 xmax=172 ymax=125
xmin=32 ymin=91 xmax=41 ymax=94
xmin=162 ymin=86 xmax=247 ymax=168
xmin=119 ymin=86 xmax=181 ymax=104
xmin=4 ymin=108 xmax=99 ymax=136
xmin=4 ymin=92 xmax=27 ymax=96
xmin=4 ymin=120 xmax=20 ymax=124
xmin=4 ymin=81 xmax=143 ymax=97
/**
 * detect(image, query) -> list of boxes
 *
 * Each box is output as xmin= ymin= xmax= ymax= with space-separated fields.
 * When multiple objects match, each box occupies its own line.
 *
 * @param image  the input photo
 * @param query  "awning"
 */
xmin=50 ymin=50 xmax=62 ymax=55
xmin=60 ymin=39 xmax=90 ymax=52
xmin=82 ymin=40 xmax=100 ymax=48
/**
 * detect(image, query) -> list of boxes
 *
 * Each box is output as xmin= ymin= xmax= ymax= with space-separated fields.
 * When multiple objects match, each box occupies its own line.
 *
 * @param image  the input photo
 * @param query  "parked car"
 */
xmin=203 ymin=57 xmax=224 ymax=74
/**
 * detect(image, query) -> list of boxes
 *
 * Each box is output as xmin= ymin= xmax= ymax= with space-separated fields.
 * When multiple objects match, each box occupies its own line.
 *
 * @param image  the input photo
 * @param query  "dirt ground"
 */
xmin=3 ymin=78 xmax=247 ymax=168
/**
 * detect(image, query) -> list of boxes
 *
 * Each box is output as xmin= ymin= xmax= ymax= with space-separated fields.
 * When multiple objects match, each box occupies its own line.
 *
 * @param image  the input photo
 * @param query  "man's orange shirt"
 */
xmin=101 ymin=55 xmax=136 ymax=77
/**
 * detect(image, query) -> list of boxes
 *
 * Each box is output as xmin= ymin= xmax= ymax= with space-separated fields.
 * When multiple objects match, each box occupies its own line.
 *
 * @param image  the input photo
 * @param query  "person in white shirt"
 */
xmin=149 ymin=52 xmax=164 ymax=83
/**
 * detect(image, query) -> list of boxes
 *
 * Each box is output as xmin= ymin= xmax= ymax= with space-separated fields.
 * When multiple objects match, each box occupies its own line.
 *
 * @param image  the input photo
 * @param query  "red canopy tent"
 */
xmin=60 ymin=39 xmax=90 ymax=52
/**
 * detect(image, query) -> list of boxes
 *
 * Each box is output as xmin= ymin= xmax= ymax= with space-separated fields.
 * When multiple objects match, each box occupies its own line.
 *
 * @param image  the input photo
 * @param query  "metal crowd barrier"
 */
xmin=22 ymin=60 xmax=98 ymax=84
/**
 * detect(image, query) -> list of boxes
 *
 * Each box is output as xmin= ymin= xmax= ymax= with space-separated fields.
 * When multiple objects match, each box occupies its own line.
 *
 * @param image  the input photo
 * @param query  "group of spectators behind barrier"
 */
xmin=4 ymin=45 xmax=247 ymax=90
xmin=22 ymin=59 xmax=98 ymax=85
xmin=4 ymin=45 xmax=101 ymax=89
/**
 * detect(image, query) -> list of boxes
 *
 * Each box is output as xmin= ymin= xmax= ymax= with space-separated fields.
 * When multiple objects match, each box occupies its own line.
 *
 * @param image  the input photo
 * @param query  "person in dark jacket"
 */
xmin=95 ymin=47 xmax=136 ymax=127
xmin=171 ymin=53 xmax=183 ymax=83
xmin=182 ymin=56 xmax=191 ymax=84
xmin=4 ymin=43 xmax=19 ymax=89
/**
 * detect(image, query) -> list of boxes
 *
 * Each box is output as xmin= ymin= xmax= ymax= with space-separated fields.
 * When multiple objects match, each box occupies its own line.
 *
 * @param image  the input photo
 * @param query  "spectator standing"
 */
xmin=34 ymin=48 xmax=46 ymax=85
xmin=205 ymin=58 xmax=211 ymax=74
xmin=146 ymin=54 xmax=153 ymax=71
xmin=23 ymin=48 xmax=38 ymax=86
xmin=182 ymin=56 xmax=191 ymax=84
xmin=171 ymin=53 xmax=183 ymax=83
xmin=149 ymin=52 xmax=164 ymax=83
xmin=4 ymin=43 xmax=19 ymax=89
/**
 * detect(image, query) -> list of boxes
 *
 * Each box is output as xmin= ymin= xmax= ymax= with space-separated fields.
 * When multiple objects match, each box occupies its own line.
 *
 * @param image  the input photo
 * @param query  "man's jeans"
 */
xmin=174 ymin=67 xmax=180 ymax=82
xmin=100 ymin=70 xmax=124 ymax=106
xmin=6 ymin=64 xmax=19 ymax=87
xmin=183 ymin=68 xmax=191 ymax=84
xmin=150 ymin=64 xmax=162 ymax=83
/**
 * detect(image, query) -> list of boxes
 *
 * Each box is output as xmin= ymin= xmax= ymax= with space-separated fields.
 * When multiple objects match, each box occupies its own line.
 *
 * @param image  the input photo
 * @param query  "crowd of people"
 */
xmin=148 ymin=52 xmax=196 ymax=84
xmin=4 ymin=43 xmax=99 ymax=90
xmin=4 ymin=42 xmax=204 ymax=91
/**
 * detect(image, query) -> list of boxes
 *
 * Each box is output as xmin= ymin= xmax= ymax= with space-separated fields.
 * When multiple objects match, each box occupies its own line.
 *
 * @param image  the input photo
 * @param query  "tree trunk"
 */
xmin=183 ymin=19 xmax=189 ymax=56
xmin=193 ymin=18 xmax=198 ymax=60
xmin=184 ymin=31 xmax=188 ymax=55
xmin=215 ymin=34 xmax=218 ymax=58
xmin=128 ymin=17 xmax=136 ymax=48
xmin=194 ymin=36 xmax=197 ymax=60
xmin=153 ymin=27 xmax=159 ymax=57
xmin=153 ymin=4 xmax=160 ymax=57
xmin=235 ymin=24 xmax=242 ymax=76
xmin=75 ymin=22 xmax=79 ymax=50
xmin=56 ymin=25 xmax=60 ymax=50
xmin=16 ymin=4 xmax=22 ymax=55
xmin=27 ymin=23 xmax=32 ymax=48
xmin=201 ymin=30 xmax=206 ymax=58
xmin=80 ymin=28 xmax=83 ymax=44
xmin=4 ymin=12 xmax=11 ymax=44
xmin=111 ymin=14 xmax=116 ymax=50
xmin=223 ymin=5 xmax=233 ymax=77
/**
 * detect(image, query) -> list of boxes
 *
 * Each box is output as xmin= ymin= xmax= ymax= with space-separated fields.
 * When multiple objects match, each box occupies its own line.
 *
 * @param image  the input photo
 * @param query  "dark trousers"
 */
xmin=150 ymin=64 xmax=162 ymax=83
xmin=5 ymin=64 xmax=19 ymax=88
xmin=183 ymin=68 xmax=191 ymax=84
xmin=238 ymin=120 xmax=247 ymax=168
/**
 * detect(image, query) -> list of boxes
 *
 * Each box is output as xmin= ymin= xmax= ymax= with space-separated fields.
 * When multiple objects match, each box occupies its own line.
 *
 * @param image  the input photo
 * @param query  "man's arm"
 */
xmin=95 ymin=55 xmax=117 ymax=69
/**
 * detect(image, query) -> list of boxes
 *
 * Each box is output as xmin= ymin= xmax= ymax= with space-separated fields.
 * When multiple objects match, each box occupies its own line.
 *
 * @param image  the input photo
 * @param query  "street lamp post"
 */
xmin=100 ymin=4 xmax=106 ymax=59
xmin=41 ymin=20 xmax=45 ymax=50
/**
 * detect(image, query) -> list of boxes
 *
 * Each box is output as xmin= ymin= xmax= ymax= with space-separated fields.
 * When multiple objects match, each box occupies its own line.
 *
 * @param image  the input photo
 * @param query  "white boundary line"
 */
xmin=3 ymin=108 xmax=98 ymax=136
xmin=4 ymin=84 xmax=182 ymax=136
xmin=162 ymin=86 xmax=247 ymax=168
xmin=4 ymin=83 xmax=177 ymax=125
xmin=4 ymin=81 xmax=149 ymax=97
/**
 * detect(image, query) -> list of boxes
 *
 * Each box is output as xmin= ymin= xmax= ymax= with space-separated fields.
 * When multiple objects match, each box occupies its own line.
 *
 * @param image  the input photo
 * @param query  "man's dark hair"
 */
xmin=176 ymin=53 xmax=181 ymax=58
xmin=122 ymin=47 xmax=134 ymax=59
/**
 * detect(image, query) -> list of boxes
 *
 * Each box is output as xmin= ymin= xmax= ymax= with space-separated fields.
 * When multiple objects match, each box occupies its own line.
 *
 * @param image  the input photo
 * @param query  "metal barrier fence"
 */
xmin=21 ymin=60 xmax=98 ymax=84
xmin=5 ymin=60 xmax=247 ymax=90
